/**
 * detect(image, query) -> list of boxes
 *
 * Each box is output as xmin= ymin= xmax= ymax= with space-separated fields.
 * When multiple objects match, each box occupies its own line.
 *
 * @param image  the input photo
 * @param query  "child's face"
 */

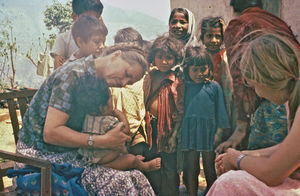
xmin=169 ymin=11 xmax=189 ymax=40
xmin=188 ymin=65 xmax=209 ymax=83
xmin=79 ymin=34 xmax=106 ymax=57
xmin=154 ymin=51 xmax=176 ymax=72
xmin=202 ymin=26 xmax=223 ymax=54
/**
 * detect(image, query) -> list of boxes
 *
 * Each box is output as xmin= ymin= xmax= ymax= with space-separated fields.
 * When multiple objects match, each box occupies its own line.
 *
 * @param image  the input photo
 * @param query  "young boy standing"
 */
xmin=51 ymin=0 xmax=106 ymax=69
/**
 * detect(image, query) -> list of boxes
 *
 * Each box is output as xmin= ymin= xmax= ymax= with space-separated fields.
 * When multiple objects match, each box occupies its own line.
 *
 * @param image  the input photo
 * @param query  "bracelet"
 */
xmin=215 ymin=130 xmax=223 ymax=137
xmin=237 ymin=154 xmax=247 ymax=170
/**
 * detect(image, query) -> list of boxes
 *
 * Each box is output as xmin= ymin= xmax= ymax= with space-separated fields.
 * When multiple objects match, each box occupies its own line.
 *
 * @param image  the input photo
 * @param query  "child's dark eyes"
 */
xmin=157 ymin=54 xmax=174 ymax=61
xmin=192 ymin=66 xmax=208 ymax=73
xmin=170 ymin=19 xmax=187 ymax=25
xmin=215 ymin=35 xmax=222 ymax=39
xmin=199 ymin=66 xmax=208 ymax=72
xmin=94 ymin=40 xmax=102 ymax=45
xmin=206 ymin=34 xmax=213 ymax=39
xmin=165 ymin=55 xmax=174 ymax=60
xmin=206 ymin=34 xmax=222 ymax=40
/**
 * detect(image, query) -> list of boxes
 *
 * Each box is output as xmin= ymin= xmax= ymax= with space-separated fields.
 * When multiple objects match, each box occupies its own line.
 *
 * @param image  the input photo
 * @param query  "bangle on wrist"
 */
xmin=215 ymin=130 xmax=223 ymax=137
xmin=237 ymin=154 xmax=247 ymax=170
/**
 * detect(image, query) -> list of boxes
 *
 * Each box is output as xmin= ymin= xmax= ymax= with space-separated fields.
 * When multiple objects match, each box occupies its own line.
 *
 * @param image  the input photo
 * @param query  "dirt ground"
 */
xmin=0 ymin=108 xmax=16 ymax=189
xmin=0 ymin=108 xmax=207 ymax=194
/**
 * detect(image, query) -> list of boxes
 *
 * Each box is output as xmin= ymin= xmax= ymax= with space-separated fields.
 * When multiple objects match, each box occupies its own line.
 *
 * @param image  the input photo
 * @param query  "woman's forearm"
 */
xmin=242 ymin=144 xmax=279 ymax=157
xmin=235 ymin=113 xmax=300 ymax=186
xmin=236 ymin=152 xmax=297 ymax=186
xmin=44 ymin=124 xmax=91 ymax=148
xmin=44 ymin=106 xmax=131 ymax=150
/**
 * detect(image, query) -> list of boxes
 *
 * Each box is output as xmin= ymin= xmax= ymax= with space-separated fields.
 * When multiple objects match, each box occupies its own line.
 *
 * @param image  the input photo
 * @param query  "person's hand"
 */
xmin=215 ymin=120 xmax=247 ymax=154
xmin=112 ymin=109 xmax=130 ymax=135
xmin=102 ymin=122 xmax=131 ymax=152
xmin=54 ymin=55 xmax=66 ymax=69
xmin=221 ymin=148 xmax=243 ymax=172
xmin=215 ymin=139 xmax=238 ymax=154
xmin=215 ymin=153 xmax=226 ymax=176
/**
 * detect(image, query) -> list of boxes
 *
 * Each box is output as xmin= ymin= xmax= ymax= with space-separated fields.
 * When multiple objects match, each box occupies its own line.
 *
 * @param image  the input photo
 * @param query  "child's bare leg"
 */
xmin=96 ymin=150 xmax=120 ymax=165
xmin=103 ymin=154 xmax=137 ymax=171
xmin=183 ymin=150 xmax=200 ymax=196
xmin=202 ymin=151 xmax=217 ymax=191
xmin=103 ymin=154 xmax=161 ymax=172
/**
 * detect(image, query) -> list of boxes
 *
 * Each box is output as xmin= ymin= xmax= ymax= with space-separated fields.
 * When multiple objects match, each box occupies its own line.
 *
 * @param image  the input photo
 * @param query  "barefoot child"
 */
xmin=181 ymin=46 xmax=230 ymax=195
xmin=111 ymin=27 xmax=150 ymax=159
xmin=199 ymin=17 xmax=235 ymax=148
xmin=144 ymin=35 xmax=184 ymax=195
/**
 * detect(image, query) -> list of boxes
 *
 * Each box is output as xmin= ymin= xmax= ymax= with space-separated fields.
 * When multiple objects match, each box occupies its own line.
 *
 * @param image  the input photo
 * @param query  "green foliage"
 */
xmin=43 ymin=0 xmax=72 ymax=33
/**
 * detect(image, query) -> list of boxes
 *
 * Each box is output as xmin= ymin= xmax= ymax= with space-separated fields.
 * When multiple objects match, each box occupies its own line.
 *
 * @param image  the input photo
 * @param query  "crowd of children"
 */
xmin=39 ymin=0 xmax=299 ymax=195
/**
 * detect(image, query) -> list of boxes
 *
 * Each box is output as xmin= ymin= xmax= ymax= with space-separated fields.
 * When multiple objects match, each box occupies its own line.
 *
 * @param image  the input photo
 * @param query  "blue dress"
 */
xmin=182 ymin=81 xmax=230 ymax=151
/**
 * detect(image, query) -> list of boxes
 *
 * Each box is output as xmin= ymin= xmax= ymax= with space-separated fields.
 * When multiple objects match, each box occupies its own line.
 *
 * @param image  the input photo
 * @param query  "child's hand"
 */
xmin=215 ymin=121 xmax=247 ymax=153
xmin=112 ymin=109 xmax=130 ymax=135
xmin=215 ymin=153 xmax=226 ymax=176
xmin=53 ymin=54 xmax=66 ymax=69
xmin=103 ymin=122 xmax=131 ymax=151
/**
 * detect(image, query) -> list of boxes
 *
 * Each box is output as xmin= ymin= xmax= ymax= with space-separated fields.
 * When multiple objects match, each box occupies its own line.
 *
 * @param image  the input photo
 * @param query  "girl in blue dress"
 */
xmin=182 ymin=46 xmax=230 ymax=195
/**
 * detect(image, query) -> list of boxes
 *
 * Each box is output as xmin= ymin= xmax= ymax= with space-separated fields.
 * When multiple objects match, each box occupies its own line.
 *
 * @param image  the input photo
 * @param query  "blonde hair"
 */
xmin=239 ymin=33 xmax=300 ymax=126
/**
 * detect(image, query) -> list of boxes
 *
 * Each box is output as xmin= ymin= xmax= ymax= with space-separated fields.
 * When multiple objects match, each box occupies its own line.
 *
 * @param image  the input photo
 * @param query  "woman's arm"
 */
xmin=44 ymin=107 xmax=131 ymax=150
xmin=222 ymin=107 xmax=300 ymax=186
xmin=242 ymin=144 xmax=279 ymax=157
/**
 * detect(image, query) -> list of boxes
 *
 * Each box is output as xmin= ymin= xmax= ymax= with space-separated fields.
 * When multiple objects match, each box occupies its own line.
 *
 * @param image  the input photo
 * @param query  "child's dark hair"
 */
xmin=114 ymin=27 xmax=144 ymax=48
xmin=72 ymin=15 xmax=108 ymax=44
xmin=199 ymin=16 xmax=225 ymax=42
xmin=76 ymin=73 xmax=109 ymax=115
xmin=72 ymin=0 xmax=104 ymax=16
xmin=148 ymin=35 xmax=183 ymax=65
xmin=101 ymin=42 xmax=149 ymax=73
xmin=183 ymin=46 xmax=213 ymax=81
xmin=169 ymin=8 xmax=189 ymax=25
xmin=230 ymin=0 xmax=262 ymax=13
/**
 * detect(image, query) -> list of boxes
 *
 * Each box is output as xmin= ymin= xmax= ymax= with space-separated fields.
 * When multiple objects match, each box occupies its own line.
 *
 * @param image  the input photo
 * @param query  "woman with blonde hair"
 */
xmin=207 ymin=32 xmax=300 ymax=195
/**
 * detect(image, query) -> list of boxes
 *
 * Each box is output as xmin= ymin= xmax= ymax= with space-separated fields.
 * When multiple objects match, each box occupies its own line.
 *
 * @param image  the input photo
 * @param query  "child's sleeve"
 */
xmin=215 ymin=83 xmax=230 ymax=128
